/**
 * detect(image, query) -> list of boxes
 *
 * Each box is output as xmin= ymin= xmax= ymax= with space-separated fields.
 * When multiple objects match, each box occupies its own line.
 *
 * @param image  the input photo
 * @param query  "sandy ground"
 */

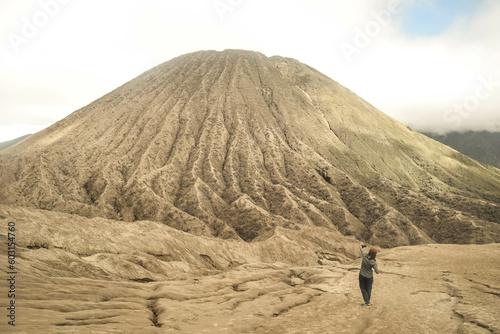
xmin=255 ymin=244 xmax=500 ymax=334
xmin=1 ymin=243 xmax=499 ymax=334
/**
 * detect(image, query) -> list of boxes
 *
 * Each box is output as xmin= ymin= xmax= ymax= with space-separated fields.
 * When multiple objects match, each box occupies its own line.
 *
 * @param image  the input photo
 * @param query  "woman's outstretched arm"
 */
xmin=360 ymin=244 xmax=366 ymax=256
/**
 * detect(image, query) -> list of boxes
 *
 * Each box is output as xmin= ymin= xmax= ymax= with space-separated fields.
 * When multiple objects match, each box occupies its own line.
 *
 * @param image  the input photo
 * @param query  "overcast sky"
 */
xmin=1 ymin=0 xmax=499 ymax=142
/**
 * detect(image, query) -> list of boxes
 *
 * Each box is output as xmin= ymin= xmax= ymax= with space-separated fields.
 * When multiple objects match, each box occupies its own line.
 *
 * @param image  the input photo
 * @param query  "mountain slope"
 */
xmin=1 ymin=50 xmax=499 ymax=247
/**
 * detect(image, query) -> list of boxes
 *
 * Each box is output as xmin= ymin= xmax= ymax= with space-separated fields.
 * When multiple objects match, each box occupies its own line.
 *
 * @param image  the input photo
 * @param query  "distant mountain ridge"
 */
xmin=0 ymin=134 xmax=31 ymax=151
xmin=423 ymin=131 xmax=500 ymax=169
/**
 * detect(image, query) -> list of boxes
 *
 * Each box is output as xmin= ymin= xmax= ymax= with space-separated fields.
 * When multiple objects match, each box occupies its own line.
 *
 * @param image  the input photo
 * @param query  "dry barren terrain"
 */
xmin=1 ymin=206 xmax=499 ymax=333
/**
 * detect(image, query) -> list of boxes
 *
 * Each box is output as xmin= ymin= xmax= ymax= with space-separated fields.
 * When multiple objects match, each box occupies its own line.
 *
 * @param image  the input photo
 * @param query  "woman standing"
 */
xmin=359 ymin=245 xmax=379 ymax=306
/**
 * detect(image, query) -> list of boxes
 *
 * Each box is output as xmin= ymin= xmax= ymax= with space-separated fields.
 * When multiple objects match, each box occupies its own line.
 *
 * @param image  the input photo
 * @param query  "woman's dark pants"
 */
xmin=359 ymin=274 xmax=373 ymax=304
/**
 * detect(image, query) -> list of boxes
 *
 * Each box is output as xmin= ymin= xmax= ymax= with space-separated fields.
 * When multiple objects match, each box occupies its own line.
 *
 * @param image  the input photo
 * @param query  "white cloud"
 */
xmin=327 ymin=0 xmax=500 ymax=133
xmin=0 ymin=0 xmax=498 ymax=142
